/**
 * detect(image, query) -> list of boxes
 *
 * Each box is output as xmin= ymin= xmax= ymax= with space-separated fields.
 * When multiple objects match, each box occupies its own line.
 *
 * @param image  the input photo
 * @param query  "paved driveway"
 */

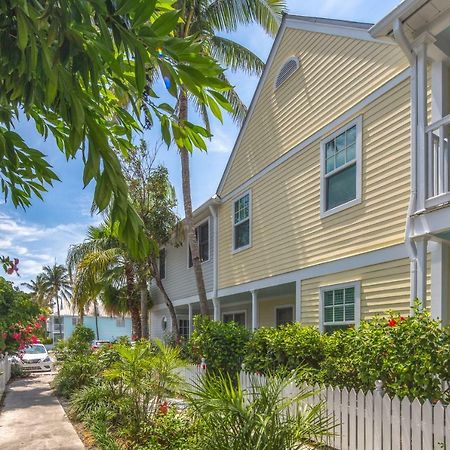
xmin=0 ymin=372 xmax=84 ymax=449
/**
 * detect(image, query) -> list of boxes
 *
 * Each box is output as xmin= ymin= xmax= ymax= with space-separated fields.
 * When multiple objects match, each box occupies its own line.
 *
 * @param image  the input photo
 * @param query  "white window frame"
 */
xmin=274 ymin=305 xmax=294 ymax=327
xmin=320 ymin=116 xmax=362 ymax=218
xmin=222 ymin=310 xmax=247 ymax=327
xmin=187 ymin=217 xmax=211 ymax=268
xmin=178 ymin=318 xmax=190 ymax=338
xmin=232 ymin=190 xmax=252 ymax=253
xmin=159 ymin=247 xmax=166 ymax=280
xmin=319 ymin=281 xmax=361 ymax=332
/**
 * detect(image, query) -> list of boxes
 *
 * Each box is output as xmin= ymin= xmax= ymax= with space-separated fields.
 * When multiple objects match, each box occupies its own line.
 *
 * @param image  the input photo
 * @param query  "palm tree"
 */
xmin=21 ymin=274 xmax=49 ymax=308
xmin=151 ymin=0 xmax=286 ymax=316
xmin=41 ymin=264 xmax=72 ymax=340
xmin=67 ymin=222 xmax=142 ymax=339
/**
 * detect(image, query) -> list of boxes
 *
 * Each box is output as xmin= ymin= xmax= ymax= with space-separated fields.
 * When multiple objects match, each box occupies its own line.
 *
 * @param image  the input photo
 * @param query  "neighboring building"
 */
xmin=49 ymin=314 xmax=132 ymax=342
xmin=151 ymin=0 xmax=450 ymax=339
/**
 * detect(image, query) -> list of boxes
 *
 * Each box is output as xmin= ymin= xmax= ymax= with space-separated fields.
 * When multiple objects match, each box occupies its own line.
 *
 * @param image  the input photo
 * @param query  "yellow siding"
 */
xmin=301 ymin=257 xmax=431 ymax=326
xmin=259 ymin=297 xmax=295 ymax=327
xmin=220 ymin=28 xmax=409 ymax=197
xmin=218 ymin=79 xmax=411 ymax=289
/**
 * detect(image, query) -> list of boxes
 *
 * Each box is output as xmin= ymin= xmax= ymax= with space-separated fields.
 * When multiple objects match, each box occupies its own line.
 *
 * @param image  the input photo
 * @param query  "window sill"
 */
xmin=232 ymin=243 xmax=252 ymax=254
xmin=320 ymin=197 xmax=361 ymax=219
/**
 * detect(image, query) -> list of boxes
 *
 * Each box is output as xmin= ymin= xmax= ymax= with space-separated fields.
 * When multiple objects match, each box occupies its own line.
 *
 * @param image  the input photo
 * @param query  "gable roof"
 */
xmin=216 ymin=14 xmax=396 ymax=198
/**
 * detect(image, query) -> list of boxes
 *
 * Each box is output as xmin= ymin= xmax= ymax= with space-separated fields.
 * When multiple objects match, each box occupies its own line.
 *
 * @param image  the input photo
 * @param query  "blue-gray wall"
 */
xmin=60 ymin=316 xmax=132 ymax=341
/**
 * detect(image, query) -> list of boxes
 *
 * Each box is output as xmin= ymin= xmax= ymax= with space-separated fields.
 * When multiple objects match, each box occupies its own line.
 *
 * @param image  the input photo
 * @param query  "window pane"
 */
xmin=346 ymin=143 xmax=356 ymax=161
xmin=324 ymin=306 xmax=334 ymax=323
xmin=326 ymin=163 xmax=356 ymax=210
xmin=345 ymin=303 xmax=355 ymax=321
xmin=344 ymin=287 xmax=355 ymax=304
xmin=326 ymin=157 xmax=335 ymax=173
xmin=234 ymin=194 xmax=249 ymax=224
xmin=335 ymin=150 xmax=346 ymax=168
xmin=223 ymin=314 xmax=233 ymax=323
xmin=235 ymin=220 xmax=250 ymax=249
xmin=234 ymin=313 xmax=246 ymax=326
xmin=325 ymin=141 xmax=335 ymax=159
xmin=324 ymin=291 xmax=333 ymax=306
xmin=334 ymin=305 xmax=344 ymax=322
xmin=199 ymin=222 xmax=209 ymax=244
xmin=346 ymin=126 xmax=356 ymax=145
xmin=336 ymin=132 xmax=345 ymax=151
xmin=276 ymin=307 xmax=293 ymax=326
xmin=334 ymin=289 xmax=344 ymax=305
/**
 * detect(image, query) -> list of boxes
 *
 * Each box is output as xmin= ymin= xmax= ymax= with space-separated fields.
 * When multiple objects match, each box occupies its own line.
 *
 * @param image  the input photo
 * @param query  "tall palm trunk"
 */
xmin=178 ymin=90 xmax=209 ymax=316
xmin=140 ymin=280 xmax=149 ymax=339
xmin=124 ymin=263 xmax=141 ymax=339
xmin=93 ymin=301 xmax=99 ymax=340
xmin=149 ymin=257 xmax=180 ymax=340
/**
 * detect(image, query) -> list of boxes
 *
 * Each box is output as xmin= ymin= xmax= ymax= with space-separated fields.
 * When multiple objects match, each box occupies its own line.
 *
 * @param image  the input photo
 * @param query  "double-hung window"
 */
xmin=233 ymin=192 xmax=251 ymax=251
xmin=275 ymin=306 xmax=294 ymax=327
xmin=178 ymin=319 xmax=189 ymax=339
xmin=188 ymin=220 xmax=209 ymax=268
xmin=159 ymin=248 xmax=166 ymax=279
xmin=223 ymin=311 xmax=246 ymax=327
xmin=320 ymin=282 xmax=360 ymax=333
xmin=321 ymin=118 xmax=362 ymax=217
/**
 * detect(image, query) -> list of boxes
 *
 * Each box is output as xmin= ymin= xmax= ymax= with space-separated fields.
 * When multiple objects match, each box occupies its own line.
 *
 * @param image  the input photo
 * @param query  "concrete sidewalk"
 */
xmin=0 ymin=373 xmax=85 ymax=449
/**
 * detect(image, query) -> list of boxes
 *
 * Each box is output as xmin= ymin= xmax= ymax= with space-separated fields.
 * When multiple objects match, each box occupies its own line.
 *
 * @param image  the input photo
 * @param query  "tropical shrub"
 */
xmin=243 ymin=323 xmax=324 ymax=377
xmin=186 ymin=372 xmax=333 ymax=450
xmin=188 ymin=316 xmax=251 ymax=374
xmin=54 ymin=325 xmax=95 ymax=360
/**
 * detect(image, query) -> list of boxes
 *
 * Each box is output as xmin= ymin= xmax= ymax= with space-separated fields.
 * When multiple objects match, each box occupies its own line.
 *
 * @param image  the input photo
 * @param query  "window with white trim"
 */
xmin=223 ymin=311 xmax=246 ymax=327
xmin=276 ymin=306 xmax=294 ymax=327
xmin=233 ymin=193 xmax=250 ymax=250
xmin=179 ymin=319 xmax=189 ymax=339
xmin=321 ymin=284 xmax=359 ymax=333
xmin=188 ymin=220 xmax=209 ymax=267
xmin=321 ymin=119 xmax=361 ymax=216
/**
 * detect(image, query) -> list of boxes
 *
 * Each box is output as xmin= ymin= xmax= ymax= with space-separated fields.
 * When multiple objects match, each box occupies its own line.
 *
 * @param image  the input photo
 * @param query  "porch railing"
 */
xmin=426 ymin=113 xmax=450 ymax=205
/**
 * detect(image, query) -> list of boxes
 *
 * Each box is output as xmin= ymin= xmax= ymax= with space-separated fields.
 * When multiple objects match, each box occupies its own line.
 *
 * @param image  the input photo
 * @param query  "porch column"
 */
xmin=431 ymin=242 xmax=449 ymax=325
xmin=416 ymin=237 xmax=428 ymax=310
xmin=295 ymin=280 xmax=301 ymax=322
xmin=188 ymin=303 xmax=193 ymax=337
xmin=213 ymin=298 xmax=220 ymax=321
xmin=251 ymin=290 xmax=258 ymax=330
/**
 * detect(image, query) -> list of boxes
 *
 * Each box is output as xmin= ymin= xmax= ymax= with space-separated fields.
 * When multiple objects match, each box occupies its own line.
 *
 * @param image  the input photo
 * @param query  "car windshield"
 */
xmin=24 ymin=345 xmax=46 ymax=354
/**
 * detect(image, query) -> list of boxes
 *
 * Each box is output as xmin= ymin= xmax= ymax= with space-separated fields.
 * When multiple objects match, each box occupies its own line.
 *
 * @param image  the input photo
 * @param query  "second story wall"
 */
xmin=150 ymin=210 xmax=215 ymax=305
xmin=217 ymin=78 xmax=411 ymax=289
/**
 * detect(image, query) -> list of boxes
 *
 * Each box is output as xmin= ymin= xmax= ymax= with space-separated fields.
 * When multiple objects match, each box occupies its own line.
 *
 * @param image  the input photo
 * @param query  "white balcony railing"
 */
xmin=425 ymin=114 xmax=450 ymax=206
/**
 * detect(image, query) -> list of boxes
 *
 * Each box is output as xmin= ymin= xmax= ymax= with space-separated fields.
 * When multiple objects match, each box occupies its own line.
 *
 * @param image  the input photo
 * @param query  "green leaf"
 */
xmin=133 ymin=0 xmax=157 ymax=28
xmin=151 ymin=10 xmax=180 ymax=36
xmin=135 ymin=47 xmax=145 ymax=94
xmin=16 ymin=9 xmax=28 ymax=51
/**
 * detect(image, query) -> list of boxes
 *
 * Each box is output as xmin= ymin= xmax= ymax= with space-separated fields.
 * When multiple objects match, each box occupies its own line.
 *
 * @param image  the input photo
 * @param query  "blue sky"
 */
xmin=1 ymin=0 xmax=400 ymax=284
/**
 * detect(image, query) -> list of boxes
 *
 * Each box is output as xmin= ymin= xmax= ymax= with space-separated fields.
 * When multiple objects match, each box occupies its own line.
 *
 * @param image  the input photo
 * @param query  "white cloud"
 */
xmin=0 ymin=212 xmax=89 ymax=286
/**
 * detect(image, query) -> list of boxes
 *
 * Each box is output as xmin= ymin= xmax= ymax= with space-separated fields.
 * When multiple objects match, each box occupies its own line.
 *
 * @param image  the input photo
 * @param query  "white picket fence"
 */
xmin=0 ymin=356 xmax=12 ymax=398
xmin=181 ymin=365 xmax=450 ymax=450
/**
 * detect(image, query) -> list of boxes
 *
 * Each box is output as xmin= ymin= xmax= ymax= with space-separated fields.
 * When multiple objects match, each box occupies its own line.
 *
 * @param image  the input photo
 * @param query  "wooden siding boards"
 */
xmin=220 ymin=27 xmax=409 ymax=197
xmin=150 ymin=213 xmax=214 ymax=305
xmin=218 ymin=79 xmax=412 ymax=290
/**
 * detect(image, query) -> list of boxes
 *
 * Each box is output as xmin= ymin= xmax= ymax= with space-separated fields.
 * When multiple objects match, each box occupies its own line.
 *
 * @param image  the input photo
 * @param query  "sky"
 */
xmin=1 ymin=0 xmax=401 ymax=285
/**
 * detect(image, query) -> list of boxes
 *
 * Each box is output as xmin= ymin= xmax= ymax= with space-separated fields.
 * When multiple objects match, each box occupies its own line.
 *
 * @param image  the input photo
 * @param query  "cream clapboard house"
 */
xmin=151 ymin=0 xmax=450 ymax=338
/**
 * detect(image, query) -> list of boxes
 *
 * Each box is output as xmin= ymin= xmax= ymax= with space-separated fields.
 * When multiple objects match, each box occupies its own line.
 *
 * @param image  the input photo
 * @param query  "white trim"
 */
xmin=232 ymin=190 xmax=252 ymax=253
xmin=319 ymin=281 xmax=361 ymax=332
xmin=222 ymin=310 xmax=247 ymax=328
xmin=187 ymin=217 xmax=211 ymax=269
xmin=275 ymin=304 xmax=294 ymax=327
xmin=274 ymin=56 xmax=300 ymax=90
xmin=295 ymin=280 xmax=301 ymax=322
xmin=320 ymin=116 xmax=363 ymax=218
xmin=431 ymin=241 xmax=449 ymax=325
xmin=285 ymin=16 xmax=393 ymax=45
xmin=220 ymin=69 xmax=410 ymax=202
xmin=218 ymin=243 xmax=408 ymax=297
xmin=151 ymin=291 xmax=215 ymax=311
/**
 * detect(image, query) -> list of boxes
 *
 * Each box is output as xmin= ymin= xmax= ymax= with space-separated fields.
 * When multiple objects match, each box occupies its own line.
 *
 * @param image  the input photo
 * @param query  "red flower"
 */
xmin=38 ymin=315 xmax=47 ymax=322
xmin=159 ymin=401 xmax=168 ymax=415
xmin=388 ymin=319 xmax=397 ymax=327
xmin=34 ymin=323 xmax=42 ymax=329
xmin=12 ymin=332 xmax=21 ymax=341
xmin=30 ymin=335 xmax=39 ymax=344
xmin=25 ymin=325 xmax=33 ymax=334
xmin=400 ymin=316 xmax=406 ymax=321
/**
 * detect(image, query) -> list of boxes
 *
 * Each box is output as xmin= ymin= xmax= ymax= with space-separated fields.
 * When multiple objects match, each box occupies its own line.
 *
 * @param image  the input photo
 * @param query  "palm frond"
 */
xmin=219 ymin=73 xmax=247 ymax=124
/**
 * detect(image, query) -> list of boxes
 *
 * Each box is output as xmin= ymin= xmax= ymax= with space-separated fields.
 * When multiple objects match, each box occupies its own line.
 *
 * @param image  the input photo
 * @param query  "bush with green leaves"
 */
xmin=243 ymin=323 xmax=324 ymax=377
xmin=188 ymin=316 xmax=251 ymax=375
xmin=54 ymin=325 xmax=95 ymax=360
xmin=186 ymin=371 xmax=333 ymax=450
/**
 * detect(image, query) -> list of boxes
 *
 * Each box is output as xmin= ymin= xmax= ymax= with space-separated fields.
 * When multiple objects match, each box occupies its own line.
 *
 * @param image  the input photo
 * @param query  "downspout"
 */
xmin=393 ymin=19 xmax=418 ymax=306
xmin=208 ymin=197 xmax=219 ymax=302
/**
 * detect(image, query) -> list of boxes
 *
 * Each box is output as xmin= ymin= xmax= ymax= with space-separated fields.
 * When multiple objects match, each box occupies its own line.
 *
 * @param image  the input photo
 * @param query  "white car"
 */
xmin=14 ymin=344 xmax=53 ymax=372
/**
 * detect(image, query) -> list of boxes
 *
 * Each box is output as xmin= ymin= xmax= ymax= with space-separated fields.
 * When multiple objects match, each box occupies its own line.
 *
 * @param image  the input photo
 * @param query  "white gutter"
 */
xmin=393 ymin=19 xmax=418 ymax=305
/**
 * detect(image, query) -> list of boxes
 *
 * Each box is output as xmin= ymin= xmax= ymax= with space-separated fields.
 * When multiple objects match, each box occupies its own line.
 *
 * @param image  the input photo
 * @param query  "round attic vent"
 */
xmin=275 ymin=56 xmax=299 ymax=89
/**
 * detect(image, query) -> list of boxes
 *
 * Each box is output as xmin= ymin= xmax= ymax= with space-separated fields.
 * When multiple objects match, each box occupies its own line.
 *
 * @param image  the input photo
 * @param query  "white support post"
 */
xmin=414 ymin=39 xmax=429 ymax=210
xmin=431 ymin=242 xmax=449 ymax=325
xmin=295 ymin=280 xmax=301 ymax=322
xmin=251 ymin=290 xmax=258 ymax=330
xmin=416 ymin=237 xmax=428 ymax=310
xmin=188 ymin=303 xmax=193 ymax=337
xmin=213 ymin=298 xmax=220 ymax=322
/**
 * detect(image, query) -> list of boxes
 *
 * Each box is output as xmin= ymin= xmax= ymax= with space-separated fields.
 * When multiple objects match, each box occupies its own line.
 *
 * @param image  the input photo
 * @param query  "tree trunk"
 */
xmin=93 ymin=301 xmax=99 ymax=340
xmin=149 ymin=257 xmax=180 ymax=341
xmin=56 ymin=294 xmax=62 ymax=341
xmin=124 ymin=263 xmax=141 ymax=339
xmin=140 ymin=281 xmax=149 ymax=339
xmin=178 ymin=90 xmax=209 ymax=316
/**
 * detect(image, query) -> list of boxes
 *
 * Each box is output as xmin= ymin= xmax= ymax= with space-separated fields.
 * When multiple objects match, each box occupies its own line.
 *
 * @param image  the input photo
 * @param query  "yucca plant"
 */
xmin=185 ymin=372 xmax=334 ymax=450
